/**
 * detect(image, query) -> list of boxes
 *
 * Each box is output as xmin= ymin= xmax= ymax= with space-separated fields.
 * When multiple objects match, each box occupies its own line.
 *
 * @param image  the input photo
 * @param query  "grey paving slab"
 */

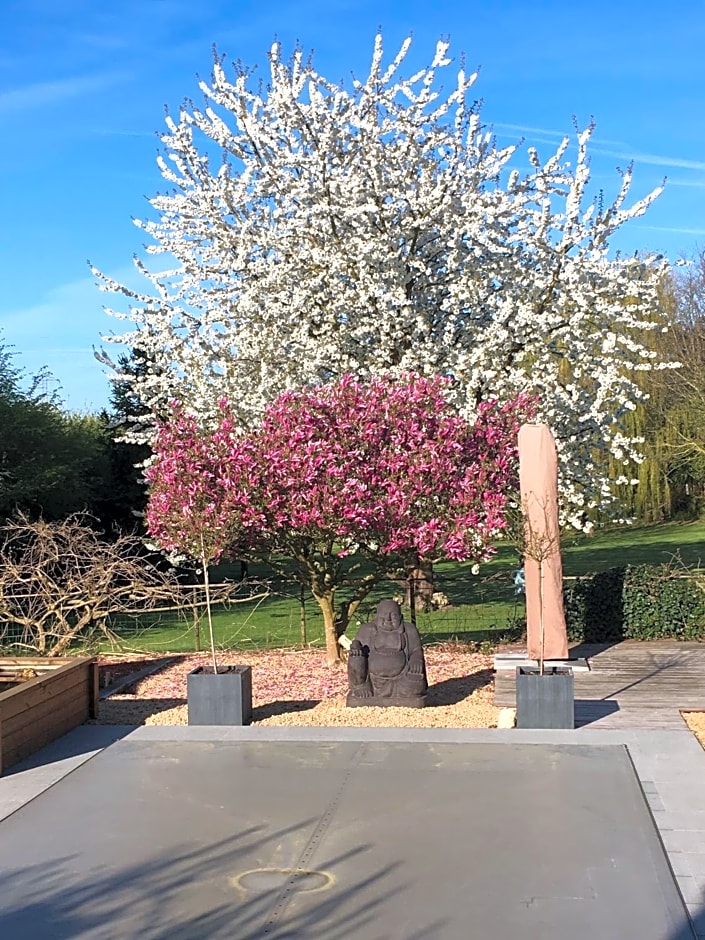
xmin=0 ymin=725 xmax=133 ymax=822
xmin=655 ymin=812 xmax=705 ymax=832
xmin=671 ymin=853 xmax=696 ymax=877
xmin=686 ymin=855 xmax=705 ymax=877
xmin=0 ymin=737 xmax=696 ymax=940
xmin=680 ymin=876 xmax=705 ymax=905
xmin=664 ymin=831 xmax=705 ymax=855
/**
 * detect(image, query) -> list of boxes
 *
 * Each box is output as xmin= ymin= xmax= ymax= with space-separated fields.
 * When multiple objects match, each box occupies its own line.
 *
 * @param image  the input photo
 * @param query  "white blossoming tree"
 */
xmin=94 ymin=34 xmax=671 ymax=527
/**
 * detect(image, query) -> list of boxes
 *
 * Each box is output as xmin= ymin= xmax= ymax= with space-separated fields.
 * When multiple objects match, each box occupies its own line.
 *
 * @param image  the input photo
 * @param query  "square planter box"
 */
xmin=516 ymin=666 xmax=574 ymax=729
xmin=187 ymin=665 xmax=252 ymax=726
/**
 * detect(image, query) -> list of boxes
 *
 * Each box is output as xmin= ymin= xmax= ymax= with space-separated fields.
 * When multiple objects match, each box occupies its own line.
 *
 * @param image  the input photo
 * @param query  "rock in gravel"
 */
xmin=497 ymin=708 xmax=516 ymax=729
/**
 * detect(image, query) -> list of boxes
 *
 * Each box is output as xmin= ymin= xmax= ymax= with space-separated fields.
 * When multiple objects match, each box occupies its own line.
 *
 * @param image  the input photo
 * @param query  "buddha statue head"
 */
xmin=375 ymin=599 xmax=403 ymax=632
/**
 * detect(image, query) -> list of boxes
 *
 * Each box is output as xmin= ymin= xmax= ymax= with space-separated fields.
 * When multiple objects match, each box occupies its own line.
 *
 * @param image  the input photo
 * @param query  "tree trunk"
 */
xmin=35 ymin=628 xmax=46 ymax=655
xmin=538 ymin=561 xmax=545 ymax=676
xmin=405 ymin=560 xmax=434 ymax=611
xmin=299 ymin=584 xmax=307 ymax=647
xmin=312 ymin=590 xmax=343 ymax=665
xmin=334 ymin=599 xmax=361 ymax=640
xmin=192 ymin=587 xmax=201 ymax=652
xmin=201 ymin=549 xmax=218 ymax=675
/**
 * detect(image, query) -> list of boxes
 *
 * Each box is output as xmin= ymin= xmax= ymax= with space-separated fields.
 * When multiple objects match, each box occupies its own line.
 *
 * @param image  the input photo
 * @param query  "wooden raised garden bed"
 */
xmin=0 ymin=657 xmax=98 ymax=775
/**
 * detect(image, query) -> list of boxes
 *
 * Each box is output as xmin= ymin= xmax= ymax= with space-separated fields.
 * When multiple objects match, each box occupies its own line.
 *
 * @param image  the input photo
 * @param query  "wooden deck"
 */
xmin=494 ymin=641 xmax=705 ymax=729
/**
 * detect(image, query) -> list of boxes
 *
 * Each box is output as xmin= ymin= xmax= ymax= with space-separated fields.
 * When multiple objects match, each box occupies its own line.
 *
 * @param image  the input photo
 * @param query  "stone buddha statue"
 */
xmin=346 ymin=599 xmax=427 ymax=708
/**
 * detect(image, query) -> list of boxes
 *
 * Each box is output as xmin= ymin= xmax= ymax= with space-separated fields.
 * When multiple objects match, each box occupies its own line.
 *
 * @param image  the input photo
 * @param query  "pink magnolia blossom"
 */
xmin=145 ymin=403 xmax=238 ymax=563
xmin=146 ymin=374 xmax=532 ymax=663
xmin=216 ymin=374 xmax=531 ymax=562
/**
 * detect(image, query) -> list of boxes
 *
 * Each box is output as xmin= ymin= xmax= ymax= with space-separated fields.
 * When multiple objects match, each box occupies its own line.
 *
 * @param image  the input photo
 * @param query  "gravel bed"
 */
xmin=93 ymin=649 xmax=705 ymax=743
xmin=683 ymin=712 xmax=705 ymax=749
xmin=92 ymin=646 xmax=500 ymax=729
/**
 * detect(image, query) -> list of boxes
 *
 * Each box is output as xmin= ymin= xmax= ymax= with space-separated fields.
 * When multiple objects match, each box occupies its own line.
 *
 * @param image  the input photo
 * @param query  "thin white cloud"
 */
xmin=493 ymin=131 xmax=572 ymax=149
xmin=0 ymin=268 xmax=138 ymax=411
xmin=2 ymin=278 xmax=93 ymax=337
xmin=0 ymin=267 xmax=142 ymax=353
xmin=633 ymin=224 xmax=705 ymax=236
xmin=0 ymin=71 xmax=130 ymax=113
xmin=494 ymin=123 xmax=705 ymax=172
xmin=662 ymin=178 xmax=705 ymax=189
xmin=89 ymin=128 xmax=157 ymax=138
xmin=493 ymin=122 xmax=568 ymax=140
xmin=493 ymin=122 xmax=630 ymax=148
xmin=591 ymin=146 xmax=705 ymax=172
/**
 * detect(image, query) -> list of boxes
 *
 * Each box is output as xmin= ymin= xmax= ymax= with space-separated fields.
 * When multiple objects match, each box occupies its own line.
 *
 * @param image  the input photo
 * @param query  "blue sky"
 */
xmin=1 ymin=0 xmax=704 ymax=412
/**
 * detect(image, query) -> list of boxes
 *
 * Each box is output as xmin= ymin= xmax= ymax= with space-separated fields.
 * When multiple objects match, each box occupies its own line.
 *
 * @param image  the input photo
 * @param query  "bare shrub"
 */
xmin=0 ymin=515 xmax=187 ymax=656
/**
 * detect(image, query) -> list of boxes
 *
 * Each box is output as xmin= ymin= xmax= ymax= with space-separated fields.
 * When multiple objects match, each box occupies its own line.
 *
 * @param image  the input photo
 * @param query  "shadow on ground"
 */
xmin=0 ymin=823 xmax=446 ymax=940
xmin=253 ymin=700 xmax=319 ymax=721
xmin=426 ymin=669 xmax=494 ymax=707
xmin=3 ymin=726 xmax=134 ymax=776
xmin=685 ymin=899 xmax=705 ymax=940
xmin=573 ymin=700 xmax=621 ymax=727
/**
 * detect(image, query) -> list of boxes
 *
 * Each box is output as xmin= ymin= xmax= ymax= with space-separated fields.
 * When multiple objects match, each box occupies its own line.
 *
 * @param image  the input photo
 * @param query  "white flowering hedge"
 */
xmin=93 ymin=34 xmax=673 ymax=529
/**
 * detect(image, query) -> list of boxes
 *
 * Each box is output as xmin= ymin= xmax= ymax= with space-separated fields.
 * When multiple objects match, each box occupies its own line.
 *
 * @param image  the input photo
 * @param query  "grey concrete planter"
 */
xmin=515 ymin=666 xmax=574 ymax=729
xmin=187 ymin=665 xmax=252 ymax=726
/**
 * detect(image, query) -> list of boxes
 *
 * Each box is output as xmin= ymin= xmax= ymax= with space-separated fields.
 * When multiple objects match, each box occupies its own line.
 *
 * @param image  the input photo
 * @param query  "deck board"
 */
xmin=494 ymin=640 xmax=705 ymax=729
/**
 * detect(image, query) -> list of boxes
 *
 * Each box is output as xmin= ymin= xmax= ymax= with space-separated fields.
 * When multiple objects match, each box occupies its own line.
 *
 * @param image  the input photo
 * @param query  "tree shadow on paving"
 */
xmin=669 ymin=900 xmax=704 ymax=940
xmin=253 ymin=699 xmax=319 ymax=720
xmin=3 ymin=725 xmax=135 ymax=774
xmin=426 ymin=669 xmax=494 ymax=707
xmin=682 ymin=896 xmax=705 ymax=940
xmin=0 ymin=822 xmax=446 ymax=940
xmin=594 ymin=651 xmax=696 ymax=701
xmin=573 ymin=700 xmax=620 ymax=727
xmin=569 ymin=641 xmax=623 ymax=659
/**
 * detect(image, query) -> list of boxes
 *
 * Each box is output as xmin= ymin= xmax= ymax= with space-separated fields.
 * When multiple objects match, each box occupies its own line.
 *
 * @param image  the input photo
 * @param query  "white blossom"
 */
xmin=93 ymin=34 xmax=673 ymax=529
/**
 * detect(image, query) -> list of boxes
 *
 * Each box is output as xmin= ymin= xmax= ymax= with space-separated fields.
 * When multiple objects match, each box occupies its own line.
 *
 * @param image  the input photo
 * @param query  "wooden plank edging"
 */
xmin=0 ymin=656 xmax=97 ymax=775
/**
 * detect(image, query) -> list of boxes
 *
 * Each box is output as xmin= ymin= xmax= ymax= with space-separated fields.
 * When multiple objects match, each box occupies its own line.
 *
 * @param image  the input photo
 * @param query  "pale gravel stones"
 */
xmin=93 ymin=650 xmax=705 ymax=747
xmin=94 ymin=647 xmax=501 ymax=729
xmin=684 ymin=712 xmax=705 ymax=749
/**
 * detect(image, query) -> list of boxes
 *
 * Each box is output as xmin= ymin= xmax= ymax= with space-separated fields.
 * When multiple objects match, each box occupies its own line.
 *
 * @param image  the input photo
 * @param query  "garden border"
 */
xmin=0 ymin=657 xmax=98 ymax=775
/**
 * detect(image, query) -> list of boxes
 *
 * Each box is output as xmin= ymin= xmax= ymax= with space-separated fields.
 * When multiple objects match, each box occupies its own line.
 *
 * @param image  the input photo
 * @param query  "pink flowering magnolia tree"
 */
xmin=146 ymin=374 xmax=530 ymax=665
xmin=221 ymin=374 xmax=530 ymax=663
xmin=145 ymin=405 xmax=237 ymax=673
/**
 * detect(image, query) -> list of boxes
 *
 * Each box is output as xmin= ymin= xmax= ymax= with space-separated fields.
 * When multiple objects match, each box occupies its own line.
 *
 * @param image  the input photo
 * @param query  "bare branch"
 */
xmin=0 ymin=515 xmax=187 ymax=656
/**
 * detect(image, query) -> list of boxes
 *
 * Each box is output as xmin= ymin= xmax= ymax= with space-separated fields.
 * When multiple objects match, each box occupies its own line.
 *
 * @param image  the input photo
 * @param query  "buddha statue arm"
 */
xmin=405 ymin=625 xmax=426 ymax=675
xmin=347 ymin=637 xmax=373 ymax=696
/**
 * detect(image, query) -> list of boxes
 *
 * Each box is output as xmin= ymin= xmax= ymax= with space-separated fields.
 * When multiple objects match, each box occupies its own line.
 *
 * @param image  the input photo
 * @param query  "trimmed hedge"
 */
xmin=564 ymin=564 xmax=705 ymax=643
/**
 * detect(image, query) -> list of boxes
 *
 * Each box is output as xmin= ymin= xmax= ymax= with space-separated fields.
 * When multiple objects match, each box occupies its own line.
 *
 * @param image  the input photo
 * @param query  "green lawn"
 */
xmin=560 ymin=520 xmax=705 ymax=573
xmin=103 ymin=520 xmax=705 ymax=655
